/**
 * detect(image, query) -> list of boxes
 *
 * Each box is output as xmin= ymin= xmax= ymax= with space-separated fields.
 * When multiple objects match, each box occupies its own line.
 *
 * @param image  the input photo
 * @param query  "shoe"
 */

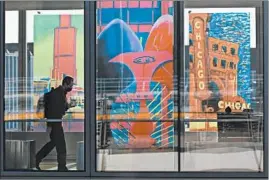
xmin=58 ymin=166 xmax=68 ymax=172
xmin=35 ymin=159 xmax=41 ymax=171
xmin=35 ymin=163 xmax=41 ymax=171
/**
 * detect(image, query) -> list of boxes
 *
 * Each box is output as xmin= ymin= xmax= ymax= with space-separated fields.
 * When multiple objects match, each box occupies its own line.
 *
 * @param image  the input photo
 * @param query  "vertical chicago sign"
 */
xmin=193 ymin=16 xmax=210 ymax=100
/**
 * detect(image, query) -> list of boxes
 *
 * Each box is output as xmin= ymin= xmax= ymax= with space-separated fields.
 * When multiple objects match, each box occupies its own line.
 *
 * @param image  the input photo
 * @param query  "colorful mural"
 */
xmin=3 ymin=2 xmax=256 ymax=149
xmin=34 ymin=14 xmax=84 ymax=87
xmin=188 ymin=12 xmax=251 ymax=131
xmin=97 ymin=1 xmax=175 ymax=148
xmin=33 ymin=14 xmax=84 ymax=131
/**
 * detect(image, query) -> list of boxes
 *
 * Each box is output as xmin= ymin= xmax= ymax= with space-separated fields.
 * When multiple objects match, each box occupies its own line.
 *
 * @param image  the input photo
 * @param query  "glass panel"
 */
xmin=182 ymin=7 xmax=264 ymax=172
xmin=96 ymin=0 xmax=177 ymax=172
xmin=5 ymin=11 xmax=19 ymax=132
xmin=4 ymin=2 xmax=85 ymax=172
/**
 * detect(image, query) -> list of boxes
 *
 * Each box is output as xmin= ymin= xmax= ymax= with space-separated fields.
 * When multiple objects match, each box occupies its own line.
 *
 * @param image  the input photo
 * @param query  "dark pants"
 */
xmin=36 ymin=123 xmax=67 ymax=170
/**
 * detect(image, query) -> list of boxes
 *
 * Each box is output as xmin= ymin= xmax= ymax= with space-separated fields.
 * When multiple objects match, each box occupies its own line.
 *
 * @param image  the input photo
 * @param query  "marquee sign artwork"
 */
xmin=192 ymin=16 xmax=210 ymax=100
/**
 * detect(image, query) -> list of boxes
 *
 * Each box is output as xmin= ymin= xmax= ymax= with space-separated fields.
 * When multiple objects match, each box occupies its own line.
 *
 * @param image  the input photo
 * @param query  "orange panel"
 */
xmin=58 ymin=28 xmax=76 ymax=55
xmin=145 ymin=16 xmax=173 ymax=55
xmin=152 ymin=62 xmax=173 ymax=91
xmin=60 ymin=15 xmax=71 ymax=27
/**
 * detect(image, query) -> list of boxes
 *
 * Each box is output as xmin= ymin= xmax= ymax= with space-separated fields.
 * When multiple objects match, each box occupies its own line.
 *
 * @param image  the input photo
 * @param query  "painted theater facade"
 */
xmin=188 ymin=13 xmax=251 ymax=131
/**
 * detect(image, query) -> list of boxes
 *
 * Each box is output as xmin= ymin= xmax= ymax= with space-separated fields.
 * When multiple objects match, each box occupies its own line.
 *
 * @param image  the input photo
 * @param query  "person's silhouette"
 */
xmin=225 ymin=106 xmax=232 ymax=114
xmin=35 ymin=76 xmax=74 ymax=171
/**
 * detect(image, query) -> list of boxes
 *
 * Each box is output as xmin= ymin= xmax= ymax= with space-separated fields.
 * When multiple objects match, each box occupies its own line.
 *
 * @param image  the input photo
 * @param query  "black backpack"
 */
xmin=37 ymin=88 xmax=55 ymax=117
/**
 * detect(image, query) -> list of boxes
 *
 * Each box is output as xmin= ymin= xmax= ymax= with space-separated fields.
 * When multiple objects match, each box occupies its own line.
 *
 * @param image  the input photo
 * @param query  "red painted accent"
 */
xmin=60 ymin=15 xmax=71 ymax=27
xmin=139 ymin=1 xmax=153 ymax=8
xmin=52 ymin=15 xmax=77 ymax=82
xmin=109 ymin=51 xmax=172 ymax=94
xmin=100 ymin=1 xmax=114 ymax=8
xmin=153 ymin=1 xmax=158 ymax=8
xmin=101 ymin=26 xmax=106 ymax=31
xmin=139 ymin=25 xmax=152 ymax=32
xmin=110 ymin=122 xmax=130 ymax=130
xmin=128 ymin=1 xmax=139 ymax=8
xmin=130 ymin=25 xmax=138 ymax=32
xmin=161 ymin=86 xmax=169 ymax=119
xmin=161 ymin=124 xmax=168 ymax=146
xmin=97 ymin=1 xmax=100 ymax=8
xmin=161 ymin=1 xmax=169 ymax=15
xmin=97 ymin=26 xmax=106 ymax=33
xmin=115 ymin=92 xmax=154 ymax=103
xmin=161 ymin=86 xmax=172 ymax=147
xmin=128 ymin=100 xmax=156 ymax=148
xmin=169 ymin=1 xmax=174 ymax=7
xmin=114 ymin=1 xmax=127 ymax=8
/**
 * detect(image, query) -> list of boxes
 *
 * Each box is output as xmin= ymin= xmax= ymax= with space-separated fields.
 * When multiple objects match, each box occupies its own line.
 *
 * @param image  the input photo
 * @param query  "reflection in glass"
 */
xmin=96 ymin=1 xmax=177 ymax=172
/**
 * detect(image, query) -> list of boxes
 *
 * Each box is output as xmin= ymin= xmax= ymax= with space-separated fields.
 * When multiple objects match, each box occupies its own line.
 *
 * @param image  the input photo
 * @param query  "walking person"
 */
xmin=36 ymin=76 xmax=74 ymax=171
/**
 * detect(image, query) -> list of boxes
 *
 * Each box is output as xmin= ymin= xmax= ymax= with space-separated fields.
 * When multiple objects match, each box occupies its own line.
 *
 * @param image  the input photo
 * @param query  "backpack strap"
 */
xmin=44 ymin=88 xmax=55 ymax=108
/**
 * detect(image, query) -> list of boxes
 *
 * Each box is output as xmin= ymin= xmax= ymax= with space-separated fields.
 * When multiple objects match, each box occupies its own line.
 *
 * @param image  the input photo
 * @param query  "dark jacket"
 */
xmin=44 ymin=86 xmax=68 ymax=126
